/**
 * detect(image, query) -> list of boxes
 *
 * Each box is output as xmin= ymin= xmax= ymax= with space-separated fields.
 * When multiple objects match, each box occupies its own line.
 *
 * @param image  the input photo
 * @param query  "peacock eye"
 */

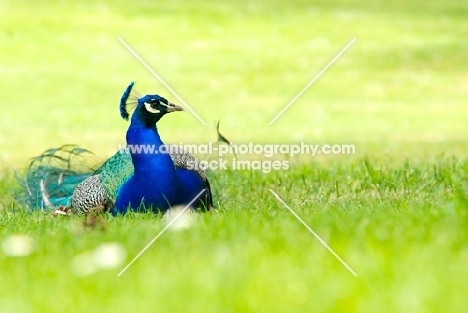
xmin=144 ymin=101 xmax=161 ymax=114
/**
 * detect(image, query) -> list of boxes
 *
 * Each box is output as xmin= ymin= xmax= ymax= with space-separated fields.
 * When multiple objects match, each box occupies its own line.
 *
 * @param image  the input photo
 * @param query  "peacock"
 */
xmin=18 ymin=82 xmax=213 ymax=215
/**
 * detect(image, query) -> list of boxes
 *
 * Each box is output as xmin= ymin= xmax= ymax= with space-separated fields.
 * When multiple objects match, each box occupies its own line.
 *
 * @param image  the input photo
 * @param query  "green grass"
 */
xmin=1 ymin=0 xmax=468 ymax=312
xmin=2 ymin=160 xmax=468 ymax=312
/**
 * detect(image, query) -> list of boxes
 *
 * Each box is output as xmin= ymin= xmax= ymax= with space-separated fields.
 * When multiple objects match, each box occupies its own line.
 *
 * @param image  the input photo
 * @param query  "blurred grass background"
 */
xmin=1 ymin=0 xmax=467 ymax=168
xmin=1 ymin=0 xmax=468 ymax=312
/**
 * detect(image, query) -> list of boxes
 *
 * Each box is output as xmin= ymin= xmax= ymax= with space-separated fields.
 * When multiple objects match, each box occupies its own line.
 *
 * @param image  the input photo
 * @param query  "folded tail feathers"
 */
xmin=17 ymin=145 xmax=99 ymax=210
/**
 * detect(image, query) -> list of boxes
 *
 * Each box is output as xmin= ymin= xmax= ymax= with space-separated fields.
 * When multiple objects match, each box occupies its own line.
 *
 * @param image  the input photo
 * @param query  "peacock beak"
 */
xmin=166 ymin=103 xmax=184 ymax=113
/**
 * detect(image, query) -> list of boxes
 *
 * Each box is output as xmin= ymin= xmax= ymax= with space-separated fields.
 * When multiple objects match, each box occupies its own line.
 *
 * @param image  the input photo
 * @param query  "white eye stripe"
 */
xmin=144 ymin=102 xmax=160 ymax=114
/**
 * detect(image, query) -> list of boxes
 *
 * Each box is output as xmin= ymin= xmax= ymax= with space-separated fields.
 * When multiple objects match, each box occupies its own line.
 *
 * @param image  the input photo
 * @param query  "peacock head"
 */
xmin=120 ymin=82 xmax=184 ymax=127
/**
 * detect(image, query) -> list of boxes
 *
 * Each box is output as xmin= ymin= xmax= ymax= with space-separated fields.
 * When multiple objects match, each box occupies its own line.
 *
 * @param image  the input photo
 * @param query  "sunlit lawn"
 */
xmin=1 ymin=0 xmax=468 ymax=312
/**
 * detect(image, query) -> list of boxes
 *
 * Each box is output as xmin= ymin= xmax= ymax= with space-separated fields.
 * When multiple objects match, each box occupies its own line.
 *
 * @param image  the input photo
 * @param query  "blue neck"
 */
xmin=126 ymin=116 xmax=175 ymax=178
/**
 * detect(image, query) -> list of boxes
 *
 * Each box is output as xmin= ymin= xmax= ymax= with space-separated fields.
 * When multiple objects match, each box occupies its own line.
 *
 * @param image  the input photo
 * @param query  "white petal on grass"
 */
xmin=71 ymin=243 xmax=126 ymax=276
xmin=214 ymin=245 xmax=231 ymax=266
xmin=70 ymin=252 xmax=98 ymax=277
xmin=93 ymin=243 xmax=127 ymax=269
xmin=163 ymin=206 xmax=193 ymax=231
xmin=2 ymin=234 xmax=34 ymax=257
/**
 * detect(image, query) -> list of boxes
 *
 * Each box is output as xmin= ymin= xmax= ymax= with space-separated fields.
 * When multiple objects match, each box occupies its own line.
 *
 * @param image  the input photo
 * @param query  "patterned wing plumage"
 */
xmin=67 ymin=144 xmax=213 ymax=213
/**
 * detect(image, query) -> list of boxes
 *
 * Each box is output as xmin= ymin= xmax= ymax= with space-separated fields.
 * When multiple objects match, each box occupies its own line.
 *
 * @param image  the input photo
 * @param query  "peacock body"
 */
xmin=19 ymin=82 xmax=212 ymax=214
